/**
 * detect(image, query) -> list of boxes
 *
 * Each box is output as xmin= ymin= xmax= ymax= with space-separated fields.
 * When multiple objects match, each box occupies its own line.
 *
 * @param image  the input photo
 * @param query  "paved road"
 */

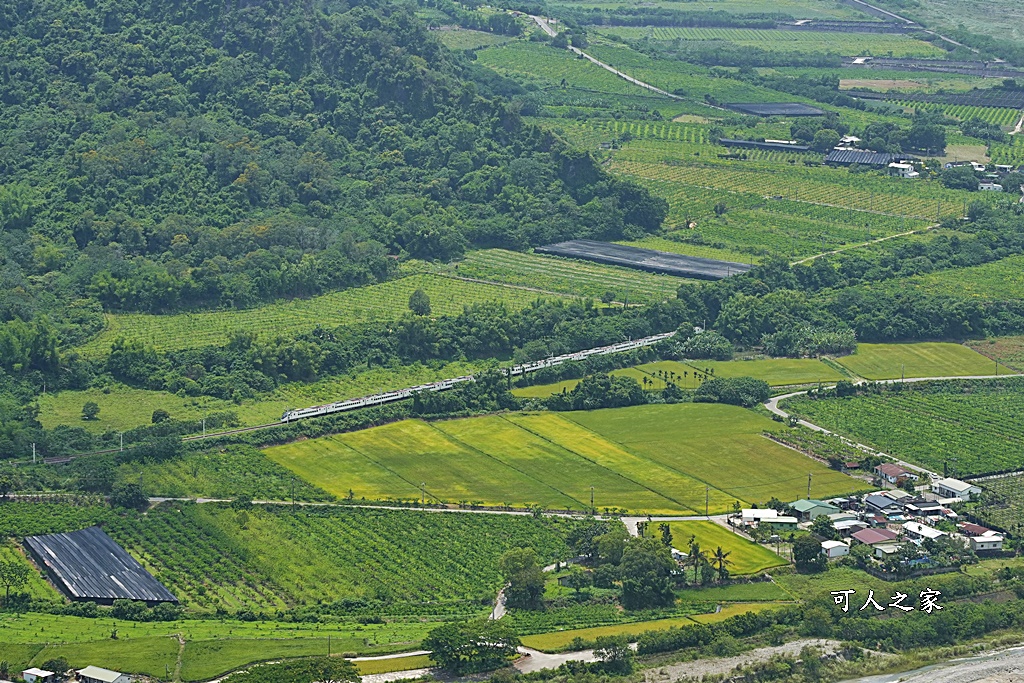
xmin=765 ymin=374 xmax=1021 ymax=480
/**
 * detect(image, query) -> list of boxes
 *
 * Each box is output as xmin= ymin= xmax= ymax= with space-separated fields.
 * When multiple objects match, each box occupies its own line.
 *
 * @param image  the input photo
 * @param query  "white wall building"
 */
xmin=821 ymin=540 xmax=849 ymax=559
xmin=931 ymin=477 xmax=982 ymax=501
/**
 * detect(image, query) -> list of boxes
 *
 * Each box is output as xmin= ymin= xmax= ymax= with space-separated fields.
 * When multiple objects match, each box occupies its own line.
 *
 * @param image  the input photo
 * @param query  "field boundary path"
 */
xmin=790 ymin=223 xmax=940 ymax=265
xmin=764 ymin=374 xmax=1022 ymax=480
xmin=527 ymin=15 xmax=727 ymax=111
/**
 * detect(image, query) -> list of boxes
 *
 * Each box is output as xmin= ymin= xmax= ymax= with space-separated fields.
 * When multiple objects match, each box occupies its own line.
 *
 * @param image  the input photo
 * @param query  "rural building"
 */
xmin=789 ymin=499 xmax=840 ymax=521
xmin=77 ymin=666 xmax=131 ymax=683
xmin=821 ymin=540 xmax=849 ymax=559
xmin=969 ymin=534 xmax=1004 ymax=552
xmin=24 ymin=526 xmax=177 ymax=606
xmin=741 ymin=508 xmax=779 ymax=525
xmin=995 ymin=164 xmax=1015 ymax=173
xmin=971 ymin=161 xmax=987 ymax=172
xmin=838 ymin=135 xmax=861 ymax=147
xmin=21 ymin=669 xmax=54 ymax=683
xmin=960 ymin=522 xmax=992 ymax=536
xmin=889 ymin=162 xmax=919 ymax=178
xmin=874 ymin=543 xmax=903 ymax=559
xmin=718 ymin=138 xmax=811 ymax=152
xmin=902 ymin=521 xmax=946 ymax=542
xmin=834 ymin=519 xmax=869 ymax=536
xmin=864 ymin=494 xmax=902 ymax=515
xmin=979 ymin=181 xmax=1004 ymax=192
xmin=825 ymin=149 xmax=894 ymax=167
xmin=874 ymin=463 xmax=918 ymax=484
xmin=931 ymin=478 xmax=982 ymax=501
xmin=852 ymin=527 xmax=899 ymax=546
xmin=764 ymin=515 xmax=799 ymax=530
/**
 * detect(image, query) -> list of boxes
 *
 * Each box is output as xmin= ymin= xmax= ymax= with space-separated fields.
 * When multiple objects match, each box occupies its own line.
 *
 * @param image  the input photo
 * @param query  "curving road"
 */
xmin=764 ymin=374 xmax=1021 ymax=480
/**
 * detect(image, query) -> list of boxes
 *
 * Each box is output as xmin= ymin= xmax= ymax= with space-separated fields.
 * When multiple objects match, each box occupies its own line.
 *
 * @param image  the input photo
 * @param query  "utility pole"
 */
xmin=119 ymin=433 xmax=123 ymax=452
xmin=807 ymin=472 xmax=812 ymax=500
xmin=421 ymin=482 xmax=426 ymax=505
xmin=590 ymin=486 xmax=594 ymax=511
xmin=32 ymin=442 xmax=36 ymax=465
xmin=202 ymin=417 xmax=206 ymax=437
xmin=328 ymin=634 xmax=331 ymax=657
xmin=901 ymin=363 xmax=905 ymax=382
xmin=705 ymin=485 xmax=709 ymax=519
xmin=291 ymin=477 xmax=296 ymax=510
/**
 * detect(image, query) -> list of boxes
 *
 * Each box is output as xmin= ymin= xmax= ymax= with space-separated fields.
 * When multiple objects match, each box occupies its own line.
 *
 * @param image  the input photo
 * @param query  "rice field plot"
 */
xmin=834 ymin=342 xmax=999 ymax=380
xmin=665 ymin=521 xmax=787 ymax=575
xmin=602 ymin=27 xmax=944 ymax=58
xmin=637 ymin=358 xmax=848 ymax=387
xmin=453 ymin=248 xmax=687 ymax=302
xmin=566 ymin=403 xmax=862 ymax=504
xmin=77 ymin=274 xmax=556 ymax=356
xmin=435 ymin=28 xmax=515 ymax=50
xmin=519 ymin=616 xmax=699 ymax=652
xmin=781 ymin=378 xmax=1024 ymax=475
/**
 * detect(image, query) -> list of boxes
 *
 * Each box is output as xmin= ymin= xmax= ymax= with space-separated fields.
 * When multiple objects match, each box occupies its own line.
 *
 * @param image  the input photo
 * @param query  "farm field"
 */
xmin=833 ymin=342 xmax=999 ymax=380
xmin=665 ymin=521 xmax=788 ymax=575
xmin=519 ymin=615 xmax=700 ymax=652
xmin=551 ymin=0 xmax=860 ymax=19
xmin=512 ymin=379 xmax=584 ymax=398
xmin=434 ymin=28 xmax=514 ymax=50
xmin=638 ymin=357 xmax=849 ymax=387
xmin=76 ymin=274 xmax=557 ymax=356
xmin=904 ymin=254 xmax=1024 ymax=302
xmin=599 ymin=27 xmax=945 ymax=58
xmin=967 ymin=335 xmax=1024 ymax=372
xmin=0 ymin=541 xmax=59 ymax=600
xmin=3 ymin=611 xmax=439 ymax=680
xmin=446 ymin=248 xmax=688 ymax=303
xmin=37 ymin=359 xmax=485 ymax=433
xmin=266 ymin=405 xmax=863 ymax=513
xmin=782 ymin=378 xmax=1024 ymax=475
xmin=565 ymin=403 xmax=863 ymax=503
xmin=689 ymin=602 xmax=777 ymax=623
xmin=674 ymin=581 xmax=793 ymax=604
xmin=0 ymin=501 xmax=574 ymax=614
xmin=978 ymin=473 xmax=1024 ymax=533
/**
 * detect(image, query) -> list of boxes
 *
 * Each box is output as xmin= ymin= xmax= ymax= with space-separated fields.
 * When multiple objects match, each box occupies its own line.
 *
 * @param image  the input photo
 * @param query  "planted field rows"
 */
xmin=979 ymin=474 xmax=1024 ymax=532
xmin=77 ymin=274 xmax=557 ymax=356
xmin=891 ymin=101 xmax=1022 ymax=126
xmin=990 ymin=135 xmax=1024 ymax=166
xmin=266 ymin=404 xmax=862 ymax=515
xmin=612 ymin=159 xmax=981 ymax=220
xmin=0 ymin=501 xmax=572 ymax=615
xmin=782 ymin=378 xmax=1024 ymax=475
xmin=454 ymin=248 xmax=686 ymax=302
xmin=435 ymin=28 xmax=515 ymax=50
xmin=601 ymin=27 xmax=944 ymax=58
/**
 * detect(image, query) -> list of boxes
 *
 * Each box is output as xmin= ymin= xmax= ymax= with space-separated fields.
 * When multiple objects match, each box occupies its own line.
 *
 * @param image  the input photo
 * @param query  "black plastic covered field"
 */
xmin=24 ymin=526 xmax=177 ymax=604
xmin=535 ymin=240 xmax=752 ymax=280
xmin=725 ymin=102 xmax=826 ymax=117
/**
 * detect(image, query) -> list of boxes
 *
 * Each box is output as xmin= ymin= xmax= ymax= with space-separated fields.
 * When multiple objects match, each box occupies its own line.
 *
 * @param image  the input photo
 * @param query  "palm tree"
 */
xmin=687 ymin=539 xmax=707 ymax=585
xmin=711 ymin=546 xmax=732 ymax=582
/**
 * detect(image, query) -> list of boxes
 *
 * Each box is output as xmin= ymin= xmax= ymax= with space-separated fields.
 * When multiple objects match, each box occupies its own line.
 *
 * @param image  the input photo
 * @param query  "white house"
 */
xmin=931 ymin=477 xmax=982 ymax=501
xmin=889 ymin=162 xmax=919 ymax=179
xmin=969 ymin=534 xmax=1004 ymax=552
xmin=979 ymin=181 xmax=1004 ymax=192
xmin=903 ymin=521 xmax=945 ymax=542
xmin=741 ymin=508 xmax=778 ymax=525
xmin=971 ymin=161 xmax=987 ymax=172
xmin=21 ymin=670 xmax=54 ymax=683
xmin=821 ymin=540 xmax=849 ymax=559
xmin=77 ymin=667 xmax=132 ymax=683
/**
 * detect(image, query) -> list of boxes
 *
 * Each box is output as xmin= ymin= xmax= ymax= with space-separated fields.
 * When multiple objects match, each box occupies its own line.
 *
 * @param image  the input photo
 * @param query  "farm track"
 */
xmin=790 ymin=223 xmax=939 ymax=265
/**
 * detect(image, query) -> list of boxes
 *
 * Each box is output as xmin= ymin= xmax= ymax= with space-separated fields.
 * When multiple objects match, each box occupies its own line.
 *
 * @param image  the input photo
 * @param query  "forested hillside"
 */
xmin=0 ymin=0 xmax=665 ymax=332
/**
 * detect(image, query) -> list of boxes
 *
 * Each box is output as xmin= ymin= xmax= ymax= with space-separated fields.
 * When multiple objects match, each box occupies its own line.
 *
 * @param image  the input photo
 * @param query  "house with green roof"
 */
xmin=789 ymin=499 xmax=840 ymax=522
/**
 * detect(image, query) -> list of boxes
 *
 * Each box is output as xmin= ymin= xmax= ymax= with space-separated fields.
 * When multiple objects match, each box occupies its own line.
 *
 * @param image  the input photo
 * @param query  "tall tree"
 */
xmin=499 ymin=547 xmax=545 ymax=610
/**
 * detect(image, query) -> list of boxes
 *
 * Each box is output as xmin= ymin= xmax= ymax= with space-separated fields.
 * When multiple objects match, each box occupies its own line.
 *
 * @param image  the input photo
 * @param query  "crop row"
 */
xmin=600 ymin=27 xmax=944 ymax=58
xmin=893 ymin=101 xmax=1022 ymax=126
xmin=990 ymin=135 xmax=1024 ymax=166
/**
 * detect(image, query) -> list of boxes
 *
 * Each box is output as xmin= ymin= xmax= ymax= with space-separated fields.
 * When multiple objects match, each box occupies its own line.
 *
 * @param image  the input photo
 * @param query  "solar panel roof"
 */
xmin=24 ymin=526 xmax=177 ymax=603
xmin=535 ymin=239 xmax=752 ymax=280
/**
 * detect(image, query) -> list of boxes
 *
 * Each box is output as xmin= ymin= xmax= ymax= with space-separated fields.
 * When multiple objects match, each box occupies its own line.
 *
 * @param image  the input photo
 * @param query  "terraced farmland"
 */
xmin=266 ymin=404 xmax=862 ymax=514
xmin=601 ymin=27 xmax=944 ymax=58
xmin=77 ymin=274 xmax=557 ymax=356
xmin=782 ymin=378 xmax=1024 ymax=475
xmin=452 ymin=249 xmax=687 ymax=302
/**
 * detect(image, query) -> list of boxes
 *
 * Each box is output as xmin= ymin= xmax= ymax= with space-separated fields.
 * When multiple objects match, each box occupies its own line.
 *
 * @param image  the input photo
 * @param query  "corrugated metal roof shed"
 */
xmin=824 ymin=149 xmax=894 ymax=166
xmin=24 ymin=526 xmax=177 ymax=604
xmin=718 ymin=138 xmax=812 ymax=152
xmin=535 ymin=239 xmax=752 ymax=280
